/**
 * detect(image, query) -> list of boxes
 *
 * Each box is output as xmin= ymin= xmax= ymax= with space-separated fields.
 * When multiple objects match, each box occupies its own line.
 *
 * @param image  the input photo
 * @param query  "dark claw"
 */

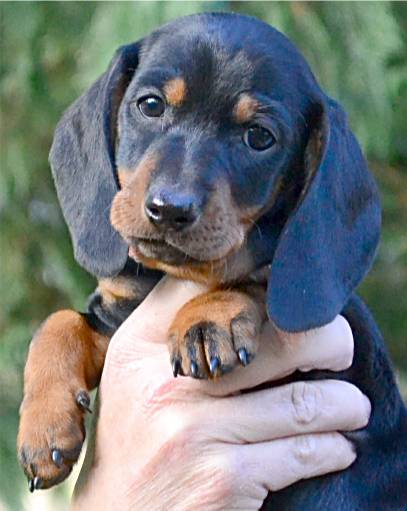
xmin=28 ymin=479 xmax=34 ymax=493
xmin=52 ymin=449 xmax=64 ymax=468
xmin=76 ymin=391 xmax=92 ymax=413
xmin=209 ymin=357 xmax=220 ymax=375
xmin=238 ymin=348 xmax=249 ymax=367
xmin=172 ymin=357 xmax=182 ymax=378
xmin=190 ymin=361 xmax=199 ymax=377
xmin=34 ymin=477 xmax=43 ymax=490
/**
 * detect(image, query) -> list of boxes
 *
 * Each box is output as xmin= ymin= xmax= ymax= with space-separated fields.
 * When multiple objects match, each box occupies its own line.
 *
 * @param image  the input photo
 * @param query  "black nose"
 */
xmin=145 ymin=194 xmax=199 ymax=230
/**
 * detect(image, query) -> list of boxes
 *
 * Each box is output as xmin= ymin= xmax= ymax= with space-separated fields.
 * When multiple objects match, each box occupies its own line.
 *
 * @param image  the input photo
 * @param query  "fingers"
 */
xmin=201 ymin=380 xmax=370 ymax=444
xmin=269 ymin=315 xmax=354 ymax=373
xmin=199 ymin=315 xmax=354 ymax=396
xmin=235 ymin=432 xmax=356 ymax=493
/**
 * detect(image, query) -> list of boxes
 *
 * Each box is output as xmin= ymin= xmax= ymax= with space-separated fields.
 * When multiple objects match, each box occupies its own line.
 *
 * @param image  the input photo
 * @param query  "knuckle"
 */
xmin=290 ymin=382 xmax=320 ymax=426
xmin=292 ymin=434 xmax=318 ymax=467
xmin=207 ymin=473 xmax=234 ymax=504
xmin=157 ymin=422 xmax=203 ymax=463
xmin=166 ymin=428 xmax=193 ymax=453
xmin=159 ymin=408 xmax=198 ymax=440
xmin=347 ymin=385 xmax=371 ymax=428
xmin=204 ymin=454 xmax=236 ymax=500
xmin=218 ymin=449 xmax=239 ymax=477
xmin=141 ymin=377 xmax=192 ymax=419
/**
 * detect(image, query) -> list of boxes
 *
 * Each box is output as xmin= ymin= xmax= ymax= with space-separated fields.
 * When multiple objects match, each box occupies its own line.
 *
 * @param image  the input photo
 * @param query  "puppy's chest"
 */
xmin=87 ymin=264 xmax=270 ymax=337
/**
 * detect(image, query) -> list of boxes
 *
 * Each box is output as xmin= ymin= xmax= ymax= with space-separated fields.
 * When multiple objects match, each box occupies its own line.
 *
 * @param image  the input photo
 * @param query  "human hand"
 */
xmin=71 ymin=277 xmax=370 ymax=511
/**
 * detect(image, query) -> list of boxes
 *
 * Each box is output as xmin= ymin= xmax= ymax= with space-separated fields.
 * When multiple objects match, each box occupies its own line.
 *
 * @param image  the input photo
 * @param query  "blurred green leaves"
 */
xmin=1 ymin=2 xmax=406 ymax=509
xmin=232 ymin=2 xmax=407 ymax=163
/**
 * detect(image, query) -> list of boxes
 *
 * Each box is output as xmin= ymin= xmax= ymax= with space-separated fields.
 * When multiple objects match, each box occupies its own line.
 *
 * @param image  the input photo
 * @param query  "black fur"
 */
xmin=49 ymin=42 xmax=141 ymax=277
xmin=49 ymin=13 xmax=406 ymax=509
xmin=268 ymin=101 xmax=381 ymax=331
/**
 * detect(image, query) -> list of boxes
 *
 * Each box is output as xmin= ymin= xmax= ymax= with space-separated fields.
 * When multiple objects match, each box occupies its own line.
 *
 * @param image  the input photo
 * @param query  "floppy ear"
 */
xmin=267 ymin=99 xmax=381 ymax=332
xmin=49 ymin=42 xmax=142 ymax=278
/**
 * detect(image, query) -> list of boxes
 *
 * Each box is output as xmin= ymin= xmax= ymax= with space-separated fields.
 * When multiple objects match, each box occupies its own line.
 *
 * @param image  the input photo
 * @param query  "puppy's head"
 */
xmin=50 ymin=13 xmax=380 ymax=331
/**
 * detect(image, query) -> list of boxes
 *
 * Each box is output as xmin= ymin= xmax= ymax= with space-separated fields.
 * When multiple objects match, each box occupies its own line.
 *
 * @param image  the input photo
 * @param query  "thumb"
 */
xmin=105 ymin=276 xmax=207 ymax=368
xmin=127 ymin=276 xmax=207 ymax=342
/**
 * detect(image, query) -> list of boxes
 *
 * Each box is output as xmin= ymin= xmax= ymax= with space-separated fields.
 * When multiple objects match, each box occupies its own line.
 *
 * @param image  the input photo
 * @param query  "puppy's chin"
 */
xmin=128 ymin=231 xmax=243 ymax=264
xmin=130 ymin=239 xmax=193 ymax=266
xmin=128 ymin=237 xmax=255 ymax=286
xmin=128 ymin=243 xmax=213 ymax=283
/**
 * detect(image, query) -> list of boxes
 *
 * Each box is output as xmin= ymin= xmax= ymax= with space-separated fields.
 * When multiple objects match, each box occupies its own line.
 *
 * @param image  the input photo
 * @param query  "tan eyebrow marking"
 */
xmin=164 ymin=77 xmax=187 ymax=107
xmin=233 ymin=93 xmax=259 ymax=124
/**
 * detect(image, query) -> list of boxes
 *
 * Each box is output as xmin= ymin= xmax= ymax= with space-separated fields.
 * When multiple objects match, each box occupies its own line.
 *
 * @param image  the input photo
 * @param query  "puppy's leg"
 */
xmin=17 ymin=310 xmax=108 ymax=490
xmin=169 ymin=283 xmax=267 ymax=379
xmin=17 ymin=270 xmax=159 ymax=490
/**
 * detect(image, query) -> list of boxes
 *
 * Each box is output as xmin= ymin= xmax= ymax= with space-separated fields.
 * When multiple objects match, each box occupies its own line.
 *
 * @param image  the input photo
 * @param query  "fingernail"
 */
xmin=28 ymin=479 xmax=34 ymax=493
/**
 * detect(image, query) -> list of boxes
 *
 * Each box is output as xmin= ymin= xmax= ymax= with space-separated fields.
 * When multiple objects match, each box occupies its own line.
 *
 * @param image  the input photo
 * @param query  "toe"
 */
xmin=231 ymin=313 xmax=259 ymax=366
xmin=183 ymin=326 xmax=209 ymax=379
xmin=201 ymin=322 xmax=237 ymax=375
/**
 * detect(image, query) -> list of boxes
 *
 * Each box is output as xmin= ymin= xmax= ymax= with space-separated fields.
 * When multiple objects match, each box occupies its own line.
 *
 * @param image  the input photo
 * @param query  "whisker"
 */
xmin=244 ymin=217 xmax=263 ymax=240
xmin=222 ymin=255 xmax=229 ymax=282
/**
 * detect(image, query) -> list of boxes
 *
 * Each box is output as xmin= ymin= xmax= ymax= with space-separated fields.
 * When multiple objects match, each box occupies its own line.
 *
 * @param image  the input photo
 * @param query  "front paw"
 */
xmin=168 ymin=290 xmax=264 ymax=379
xmin=17 ymin=387 xmax=91 ymax=491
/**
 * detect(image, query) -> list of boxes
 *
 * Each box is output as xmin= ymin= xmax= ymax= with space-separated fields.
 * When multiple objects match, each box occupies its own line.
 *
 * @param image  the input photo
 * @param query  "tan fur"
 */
xmin=130 ymin=243 xmax=255 ymax=286
xmin=110 ymin=153 xmax=158 ymax=238
xmin=17 ymin=310 xmax=108 ymax=486
xmin=233 ymin=93 xmax=259 ymax=124
xmin=164 ymin=77 xmax=187 ymax=106
xmin=171 ymin=289 xmax=265 ymax=334
xmin=111 ymin=100 xmax=276 ymax=288
xmin=168 ymin=286 xmax=267 ymax=378
xmin=118 ymin=168 xmax=133 ymax=188
xmin=98 ymin=276 xmax=138 ymax=303
xmin=113 ymin=173 xmax=248 ymax=279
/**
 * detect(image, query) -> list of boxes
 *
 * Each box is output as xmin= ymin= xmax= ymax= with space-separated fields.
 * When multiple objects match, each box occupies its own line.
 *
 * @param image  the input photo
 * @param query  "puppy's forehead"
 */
xmin=127 ymin=13 xmax=320 ymax=124
xmin=138 ymin=32 xmax=255 ymax=105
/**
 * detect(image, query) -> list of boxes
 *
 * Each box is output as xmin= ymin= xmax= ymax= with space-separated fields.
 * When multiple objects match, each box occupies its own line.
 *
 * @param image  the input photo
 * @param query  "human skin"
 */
xmin=71 ymin=277 xmax=370 ymax=511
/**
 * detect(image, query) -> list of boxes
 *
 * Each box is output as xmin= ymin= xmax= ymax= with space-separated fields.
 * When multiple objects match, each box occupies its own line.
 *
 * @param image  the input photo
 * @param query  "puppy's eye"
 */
xmin=244 ymin=125 xmax=275 ymax=151
xmin=137 ymin=96 xmax=165 ymax=118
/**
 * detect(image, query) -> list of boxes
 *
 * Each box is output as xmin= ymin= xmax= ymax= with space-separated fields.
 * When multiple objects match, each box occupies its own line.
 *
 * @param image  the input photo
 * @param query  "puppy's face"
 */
xmin=110 ymin=16 xmax=314 ymax=283
xmin=51 ymin=13 xmax=380 ymax=329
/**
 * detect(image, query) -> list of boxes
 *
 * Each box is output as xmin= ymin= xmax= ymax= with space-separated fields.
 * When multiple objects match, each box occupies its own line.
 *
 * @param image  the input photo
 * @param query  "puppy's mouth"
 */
xmin=129 ymin=238 xmax=198 ymax=266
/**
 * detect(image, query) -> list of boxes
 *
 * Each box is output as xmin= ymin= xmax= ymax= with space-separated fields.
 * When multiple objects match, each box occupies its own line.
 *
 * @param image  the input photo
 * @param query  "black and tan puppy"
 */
xmin=18 ymin=13 xmax=406 ymax=509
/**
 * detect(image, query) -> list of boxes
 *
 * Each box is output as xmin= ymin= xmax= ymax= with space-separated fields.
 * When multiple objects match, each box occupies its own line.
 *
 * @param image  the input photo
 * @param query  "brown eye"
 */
xmin=244 ymin=125 xmax=275 ymax=151
xmin=138 ymin=96 xmax=165 ymax=118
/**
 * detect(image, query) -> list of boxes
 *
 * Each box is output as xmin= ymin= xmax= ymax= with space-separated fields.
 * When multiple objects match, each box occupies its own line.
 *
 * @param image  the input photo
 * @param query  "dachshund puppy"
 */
xmin=18 ymin=13 xmax=406 ymax=509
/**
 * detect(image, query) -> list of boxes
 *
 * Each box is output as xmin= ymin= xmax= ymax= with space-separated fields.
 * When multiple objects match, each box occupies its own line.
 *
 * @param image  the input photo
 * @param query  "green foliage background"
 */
xmin=0 ymin=2 xmax=406 ymax=509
